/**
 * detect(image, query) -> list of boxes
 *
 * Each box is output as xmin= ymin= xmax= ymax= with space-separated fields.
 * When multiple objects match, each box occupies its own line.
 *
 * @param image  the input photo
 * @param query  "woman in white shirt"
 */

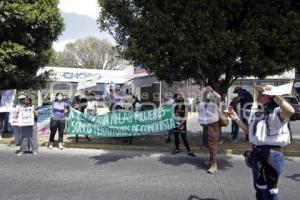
xmin=230 ymin=85 xmax=294 ymax=200
xmin=198 ymin=86 xmax=221 ymax=174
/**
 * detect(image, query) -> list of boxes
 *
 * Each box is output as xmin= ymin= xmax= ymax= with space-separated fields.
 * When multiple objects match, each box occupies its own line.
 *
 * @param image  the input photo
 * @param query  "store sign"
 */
xmin=63 ymin=72 xmax=101 ymax=80
xmin=43 ymin=66 xmax=133 ymax=84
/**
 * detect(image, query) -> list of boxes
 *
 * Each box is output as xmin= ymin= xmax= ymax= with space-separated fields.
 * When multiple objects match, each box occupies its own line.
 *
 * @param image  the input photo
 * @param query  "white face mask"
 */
xmin=57 ymin=96 xmax=63 ymax=101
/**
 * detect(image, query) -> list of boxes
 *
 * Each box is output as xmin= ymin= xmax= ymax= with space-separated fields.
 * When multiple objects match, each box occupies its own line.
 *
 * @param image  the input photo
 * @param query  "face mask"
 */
xmin=57 ymin=96 xmax=63 ymax=101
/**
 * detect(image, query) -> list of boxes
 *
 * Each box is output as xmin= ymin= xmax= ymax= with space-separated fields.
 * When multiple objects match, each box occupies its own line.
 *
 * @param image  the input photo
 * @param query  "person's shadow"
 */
xmin=159 ymin=155 xmax=233 ymax=171
xmin=90 ymin=151 xmax=151 ymax=165
xmin=187 ymin=195 xmax=218 ymax=200
xmin=286 ymin=174 xmax=300 ymax=182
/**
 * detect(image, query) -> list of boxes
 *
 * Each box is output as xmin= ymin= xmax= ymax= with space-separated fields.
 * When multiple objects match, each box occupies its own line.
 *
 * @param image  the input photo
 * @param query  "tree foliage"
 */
xmin=51 ymin=37 xmax=127 ymax=70
xmin=0 ymin=0 xmax=64 ymax=90
xmin=98 ymin=0 xmax=300 ymax=93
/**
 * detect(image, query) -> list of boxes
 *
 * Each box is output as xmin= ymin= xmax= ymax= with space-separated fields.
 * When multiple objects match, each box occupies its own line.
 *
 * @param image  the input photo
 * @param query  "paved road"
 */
xmin=0 ymin=144 xmax=299 ymax=200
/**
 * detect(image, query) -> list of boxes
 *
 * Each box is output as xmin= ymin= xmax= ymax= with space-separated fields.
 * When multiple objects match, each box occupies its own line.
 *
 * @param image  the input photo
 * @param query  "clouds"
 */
xmin=53 ymin=39 xmax=75 ymax=52
xmin=53 ymin=0 xmax=114 ymax=52
xmin=58 ymin=0 xmax=100 ymax=19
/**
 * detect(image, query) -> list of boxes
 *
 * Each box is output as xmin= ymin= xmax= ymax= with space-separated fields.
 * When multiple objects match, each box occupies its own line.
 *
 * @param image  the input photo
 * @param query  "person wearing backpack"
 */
xmin=229 ymin=85 xmax=294 ymax=200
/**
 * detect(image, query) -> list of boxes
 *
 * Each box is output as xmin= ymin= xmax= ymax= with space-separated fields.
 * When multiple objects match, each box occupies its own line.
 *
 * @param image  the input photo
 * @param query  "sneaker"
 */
xmin=48 ymin=142 xmax=53 ymax=149
xmin=16 ymin=151 xmax=24 ymax=156
xmin=207 ymin=164 xmax=218 ymax=174
xmin=188 ymin=151 xmax=196 ymax=157
xmin=32 ymin=151 xmax=38 ymax=155
xmin=58 ymin=142 xmax=64 ymax=150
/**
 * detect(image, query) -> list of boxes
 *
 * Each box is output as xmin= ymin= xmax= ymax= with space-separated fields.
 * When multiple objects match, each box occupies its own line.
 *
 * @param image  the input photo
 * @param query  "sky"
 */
xmin=58 ymin=0 xmax=99 ymax=19
xmin=53 ymin=0 xmax=114 ymax=51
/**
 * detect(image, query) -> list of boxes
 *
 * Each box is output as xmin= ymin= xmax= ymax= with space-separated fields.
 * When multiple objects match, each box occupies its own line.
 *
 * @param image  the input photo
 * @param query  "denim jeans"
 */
xmin=13 ymin=126 xmax=21 ymax=145
xmin=242 ymin=117 xmax=249 ymax=141
xmin=251 ymin=148 xmax=284 ymax=200
xmin=231 ymin=121 xmax=239 ymax=139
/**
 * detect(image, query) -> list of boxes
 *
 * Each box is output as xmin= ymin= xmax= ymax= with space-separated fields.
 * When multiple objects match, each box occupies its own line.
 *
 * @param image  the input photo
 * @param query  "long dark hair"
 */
xmin=55 ymin=92 xmax=64 ymax=102
xmin=263 ymin=98 xmax=278 ymax=114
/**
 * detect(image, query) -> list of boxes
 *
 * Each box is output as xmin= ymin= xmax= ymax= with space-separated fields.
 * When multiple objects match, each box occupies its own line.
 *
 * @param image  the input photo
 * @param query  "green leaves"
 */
xmin=0 ymin=0 xmax=64 ymax=90
xmin=98 ymin=0 xmax=300 ymax=93
xmin=51 ymin=37 xmax=126 ymax=70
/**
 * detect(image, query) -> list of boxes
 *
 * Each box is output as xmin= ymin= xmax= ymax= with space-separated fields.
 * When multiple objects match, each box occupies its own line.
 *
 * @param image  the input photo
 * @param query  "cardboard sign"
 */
xmin=18 ymin=107 xmax=34 ymax=126
xmin=9 ymin=107 xmax=20 ymax=126
xmin=77 ymin=76 xmax=98 ymax=90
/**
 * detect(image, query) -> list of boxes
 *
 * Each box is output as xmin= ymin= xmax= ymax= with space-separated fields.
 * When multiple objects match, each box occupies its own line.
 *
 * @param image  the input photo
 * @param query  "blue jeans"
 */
xmin=251 ymin=148 xmax=284 ymax=200
xmin=231 ymin=121 xmax=239 ymax=139
xmin=13 ymin=126 xmax=21 ymax=145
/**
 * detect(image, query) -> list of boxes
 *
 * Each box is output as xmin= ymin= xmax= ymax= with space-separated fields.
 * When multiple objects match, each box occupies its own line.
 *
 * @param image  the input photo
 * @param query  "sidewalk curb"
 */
xmin=1 ymin=137 xmax=300 ymax=157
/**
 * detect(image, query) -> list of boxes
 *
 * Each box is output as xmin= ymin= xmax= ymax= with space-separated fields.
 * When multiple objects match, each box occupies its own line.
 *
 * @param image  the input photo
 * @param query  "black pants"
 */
xmin=49 ymin=119 xmax=65 ymax=142
xmin=173 ymin=130 xmax=191 ymax=152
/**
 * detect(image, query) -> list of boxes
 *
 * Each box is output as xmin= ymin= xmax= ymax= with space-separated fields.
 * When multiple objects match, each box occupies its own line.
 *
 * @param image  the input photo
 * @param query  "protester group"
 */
xmin=0 ymin=82 xmax=295 ymax=200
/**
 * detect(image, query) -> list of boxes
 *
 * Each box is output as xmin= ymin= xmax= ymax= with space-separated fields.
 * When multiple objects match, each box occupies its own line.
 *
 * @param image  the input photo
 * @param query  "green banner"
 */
xmin=66 ymin=105 xmax=176 ymax=137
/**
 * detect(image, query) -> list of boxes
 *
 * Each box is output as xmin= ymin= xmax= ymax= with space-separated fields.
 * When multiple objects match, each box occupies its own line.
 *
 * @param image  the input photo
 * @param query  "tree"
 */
xmin=98 ymin=0 xmax=300 ymax=94
xmin=0 ymin=0 xmax=64 ymax=90
xmin=51 ymin=37 xmax=127 ymax=70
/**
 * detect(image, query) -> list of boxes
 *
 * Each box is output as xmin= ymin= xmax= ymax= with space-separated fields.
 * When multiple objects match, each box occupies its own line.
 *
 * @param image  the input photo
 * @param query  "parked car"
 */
xmin=283 ymin=95 xmax=300 ymax=121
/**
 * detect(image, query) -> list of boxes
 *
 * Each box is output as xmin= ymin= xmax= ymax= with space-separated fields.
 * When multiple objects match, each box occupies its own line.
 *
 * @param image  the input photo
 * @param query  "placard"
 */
xmin=18 ymin=107 xmax=34 ymax=126
xmin=9 ymin=107 xmax=20 ymax=126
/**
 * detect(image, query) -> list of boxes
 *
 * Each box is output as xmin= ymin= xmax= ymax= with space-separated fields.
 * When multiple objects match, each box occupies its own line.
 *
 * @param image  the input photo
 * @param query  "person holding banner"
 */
xmin=1 ymin=90 xmax=16 ymax=135
xmin=229 ymin=84 xmax=294 ymax=200
xmin=85 ymin=91 xmax=97 ymax=116
xmin=108 ymin=84 xmax=130 ymax=111
xmin=72 ymin=93 xmax=92 ymax=142
xmin=17 ymin=97 xmax=38 ymax=155
xmin=165 ymin=93 xmax=177 ymax=143
xmin=171 ymin=94 xmax=196 ymax=157
xmin=48 ymin=93 xmax=68 ymax=150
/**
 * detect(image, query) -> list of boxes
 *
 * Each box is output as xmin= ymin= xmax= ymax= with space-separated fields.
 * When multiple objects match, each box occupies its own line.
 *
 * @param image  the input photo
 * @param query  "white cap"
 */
xmin=18 ymin=95 xmax=26 ymax=99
